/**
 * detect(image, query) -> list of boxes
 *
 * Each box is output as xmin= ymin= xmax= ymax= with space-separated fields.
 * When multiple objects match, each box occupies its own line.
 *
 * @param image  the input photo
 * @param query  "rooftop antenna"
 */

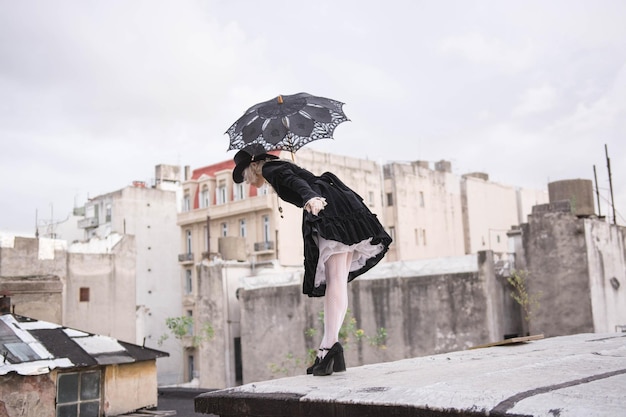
xmin=593 ymin=165 xmax=602 ymax=218
xmin=605 ymin=144 xmax=617 ymax=225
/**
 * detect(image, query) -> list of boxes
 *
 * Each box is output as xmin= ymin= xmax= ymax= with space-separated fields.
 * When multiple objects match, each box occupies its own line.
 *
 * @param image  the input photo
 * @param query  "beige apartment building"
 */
xmin=176 ymin=148 xmax=548 ymax=383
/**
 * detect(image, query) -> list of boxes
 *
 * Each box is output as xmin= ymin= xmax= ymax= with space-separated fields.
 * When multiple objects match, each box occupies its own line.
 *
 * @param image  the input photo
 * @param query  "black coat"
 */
xmin=262 ymin=160 xmax=392 ymax=297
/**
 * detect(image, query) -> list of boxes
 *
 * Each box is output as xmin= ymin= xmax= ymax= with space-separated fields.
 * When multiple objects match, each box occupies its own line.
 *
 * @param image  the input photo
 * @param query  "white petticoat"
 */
xmin=313 ymin=235 xmax=386 ymax=288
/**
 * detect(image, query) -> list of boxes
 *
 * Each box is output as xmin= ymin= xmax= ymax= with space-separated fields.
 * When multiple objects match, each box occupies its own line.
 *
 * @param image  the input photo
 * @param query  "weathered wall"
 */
xmin=0 ymin=236 xmax=67 ymax=278
xmin=584 ymin=220 xmax=626 ymax=332
xmin=0 ymin=276 xmax=62 ymax=323
xmin=0 ymin=236 xmax=66 ymax=323
xmin=522 ymin=211 xmax=594 ymax=336
xmin=195 ymin=262 xmax=230 ymax=389
xmin=462 ymin=176 xmax=520 ymax=255
xmin=65 ymin=235 xmax=136 ymax=343
xmin=237 ymin=252 xmax=518 ymax=384
xmin=103 ymin=361 xmax=158 ymax=416
xmin=0 ymin=373 xmax=56 ymax=417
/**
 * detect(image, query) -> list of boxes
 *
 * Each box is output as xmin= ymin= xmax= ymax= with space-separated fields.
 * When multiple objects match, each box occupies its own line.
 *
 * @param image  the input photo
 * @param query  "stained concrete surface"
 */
xmin=157 ymin=388 xmax=217 ymax=417
xmin=196 ymin=333 xmax=626 ymax=417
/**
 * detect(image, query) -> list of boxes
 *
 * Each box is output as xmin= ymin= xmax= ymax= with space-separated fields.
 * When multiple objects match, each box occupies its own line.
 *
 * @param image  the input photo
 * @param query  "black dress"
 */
xmin=262 ymin=160 xmax=392 ymax=297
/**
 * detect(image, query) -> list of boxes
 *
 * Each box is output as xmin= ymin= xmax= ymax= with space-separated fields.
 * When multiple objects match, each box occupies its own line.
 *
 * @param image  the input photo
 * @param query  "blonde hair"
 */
xmin=243 ymin=160 xmax=266 ymax=184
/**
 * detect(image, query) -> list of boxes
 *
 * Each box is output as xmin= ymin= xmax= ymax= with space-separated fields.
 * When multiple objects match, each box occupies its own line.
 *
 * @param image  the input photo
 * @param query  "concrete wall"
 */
xmin=194 ymin=261 xmax=240 ymax=389
xmin=462 ymin=176 xmax=521 ymax=255
xmin=0 ymin=236 xmax=67 ymax=278
xmin=520 ymin=209 xmax=626 ymax=336
xmin=522 ymin=211 xmax=594 ymax=336
xmin=65 ymin=235 xmax=136 ymax=343
xmin=0 ymin=373 xmax=56 ymax=417
xmin=236 ymin=251 xmax=520 ymax=384
xmin=0 ymin=235 xmax=67 ymax=323
xmin=0 ymin=277 xmax=62 ymax=323
xmin=584 ymin=220 xmax=626 ymax=332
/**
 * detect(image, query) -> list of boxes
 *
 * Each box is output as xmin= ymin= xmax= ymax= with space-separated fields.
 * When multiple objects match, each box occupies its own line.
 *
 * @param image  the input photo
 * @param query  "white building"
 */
xmin=77 ymin=164 xmax=184 ymax=385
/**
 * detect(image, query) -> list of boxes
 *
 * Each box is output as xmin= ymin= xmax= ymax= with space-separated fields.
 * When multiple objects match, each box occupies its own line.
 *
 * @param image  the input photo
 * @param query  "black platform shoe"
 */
xmin=312 ymin=342 xmax=344 ymax=376
xmin=306 ymin=346 xmax=346 ymax=374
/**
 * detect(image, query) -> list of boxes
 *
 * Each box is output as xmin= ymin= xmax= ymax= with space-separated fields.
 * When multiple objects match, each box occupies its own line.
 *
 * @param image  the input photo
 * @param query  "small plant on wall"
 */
xmin=158 ymin=316 xmax=215 ymax=348
xmin=269 ymin=309 xmax=387 ymax=377
xmin=507 ymin=269 xmax=542 ymax=335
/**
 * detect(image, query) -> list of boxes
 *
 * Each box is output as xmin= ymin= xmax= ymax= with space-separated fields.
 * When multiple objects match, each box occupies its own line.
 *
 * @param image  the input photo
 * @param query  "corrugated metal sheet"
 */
xmin=0 ymin=314 xmax=168 ymax=376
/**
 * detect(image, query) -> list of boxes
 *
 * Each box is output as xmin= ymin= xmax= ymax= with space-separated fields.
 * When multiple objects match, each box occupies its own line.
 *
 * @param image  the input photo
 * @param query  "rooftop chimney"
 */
xmin=0 ymin=296 xmax=11 ymax=314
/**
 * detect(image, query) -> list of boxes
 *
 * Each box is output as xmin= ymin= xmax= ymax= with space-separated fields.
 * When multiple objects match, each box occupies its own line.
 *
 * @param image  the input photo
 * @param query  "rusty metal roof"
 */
xmin=0 ymin=313 xmax=168 ymax=376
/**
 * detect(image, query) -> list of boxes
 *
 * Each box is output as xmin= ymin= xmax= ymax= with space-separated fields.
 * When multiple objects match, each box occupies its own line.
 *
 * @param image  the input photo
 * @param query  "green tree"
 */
xmin=158 ymin=316 xmax=214 ymax=348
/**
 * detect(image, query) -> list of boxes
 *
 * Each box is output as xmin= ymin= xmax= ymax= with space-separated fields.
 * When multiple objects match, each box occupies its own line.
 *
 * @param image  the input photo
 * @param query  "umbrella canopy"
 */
xmin=226 ymin=92 xmax=349 ymax=153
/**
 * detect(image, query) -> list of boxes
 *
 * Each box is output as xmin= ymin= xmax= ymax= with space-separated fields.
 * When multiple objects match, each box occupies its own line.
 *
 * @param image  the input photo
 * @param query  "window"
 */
xmin=105 ymin=203 xmax=112 ymax=222
xmin=421 ymin=229 xmax=427 ymax=245
xmin=234 ymin=183 xmax=245 ymax=201
xmin=368 ymin=191 xmax=375 ymax=207
xmin=183 ymin=191 xmax=191 ymax=212
xmin=185 ymin=269 xmax=192 ymax=295
xmin=188 ymin=355 xmax=195 ymax=382
xmin=216 ymin=181 xmax=227 ymax=205
xmin=186 ymin=310 xmax=194 ymax=336
xmin=388 ymin=226 xmax=396 ymax=242
xmin=419 ymin=191 xmax=425 ymax=208
xmin=234 ymin=337 xmax=243 ymax=385
xmin=186 ymin=230 xmax=192 ymax=254
xmin=79 ymin=288 xmax=90 ymax=302
xmin=203 ymin=226 xmax=209 ymax=251
xmin=263 ymin=215 xmax=270 ymax=242
xmin=200 ymin=185 xmax=209 ymax=208
xmin=56 ymin=370 xmax=101 ymax=417
xmin=386 ymin=192 xmax=394 ymax=206
xmin=221 ymin=222 xmax=228 ymax=237
xmin=258 ymin=184 xmax=270 ymax=196
xmin=239 ymin=219 xmax=247 ymax=237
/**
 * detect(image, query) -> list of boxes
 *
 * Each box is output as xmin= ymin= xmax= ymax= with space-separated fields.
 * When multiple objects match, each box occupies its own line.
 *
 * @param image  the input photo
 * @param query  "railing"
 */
xmin=178 ymin=253 xmax=194 ymax=262
xmin=254 ymin=241 xmax=274 ymax=251
xmin=77 ymin=217 xmax=98 ymax=229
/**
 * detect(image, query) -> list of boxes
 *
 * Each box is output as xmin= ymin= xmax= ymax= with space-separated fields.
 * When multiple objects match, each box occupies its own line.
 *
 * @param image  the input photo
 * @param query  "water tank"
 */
xmin=548 ymin=179 xmax=595 ymax=216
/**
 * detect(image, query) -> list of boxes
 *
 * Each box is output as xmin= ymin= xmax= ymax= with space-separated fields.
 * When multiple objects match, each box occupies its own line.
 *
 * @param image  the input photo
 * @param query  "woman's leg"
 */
xmin=320 ymin=251 xmax=353 ymax=354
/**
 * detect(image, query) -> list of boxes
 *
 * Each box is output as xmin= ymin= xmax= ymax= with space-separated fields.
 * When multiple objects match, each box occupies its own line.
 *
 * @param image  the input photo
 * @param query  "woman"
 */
xmin=232 ymin=143 xmax=392 ymax=376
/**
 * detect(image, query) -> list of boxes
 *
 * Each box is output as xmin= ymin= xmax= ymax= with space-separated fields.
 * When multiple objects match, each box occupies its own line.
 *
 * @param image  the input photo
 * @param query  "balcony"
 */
xmin=78 ymin=217 xmax=98 ymax=229
xmin=254 ymin=241 xmax=274 ymax=252
xmin=178 ymin=253 xmax=194 ymax=263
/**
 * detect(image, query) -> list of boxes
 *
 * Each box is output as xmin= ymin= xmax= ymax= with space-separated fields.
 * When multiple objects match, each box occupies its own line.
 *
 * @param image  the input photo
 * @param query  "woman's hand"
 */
xmin=305 ymin=197 xmax=327 ymax=216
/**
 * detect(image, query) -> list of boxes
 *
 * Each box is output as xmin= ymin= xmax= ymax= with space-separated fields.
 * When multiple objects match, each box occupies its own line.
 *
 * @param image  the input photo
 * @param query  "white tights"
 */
xmin=319 ymin=251 xmax=353 ymax=357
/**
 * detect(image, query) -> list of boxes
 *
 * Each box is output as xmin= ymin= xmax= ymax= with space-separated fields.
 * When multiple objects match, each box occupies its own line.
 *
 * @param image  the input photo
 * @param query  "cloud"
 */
xmin=513 ymin=84 xmax=558 ymax=117
xmin=439 ymin=32 xmax=535 ymax=74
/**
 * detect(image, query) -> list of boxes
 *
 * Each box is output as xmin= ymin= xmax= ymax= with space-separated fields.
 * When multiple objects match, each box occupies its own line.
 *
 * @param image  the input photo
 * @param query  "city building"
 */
xmin=176 ymin=148 xmax=549 ymax=386
xmin=77 ymin=164 xmax=184 ymax=385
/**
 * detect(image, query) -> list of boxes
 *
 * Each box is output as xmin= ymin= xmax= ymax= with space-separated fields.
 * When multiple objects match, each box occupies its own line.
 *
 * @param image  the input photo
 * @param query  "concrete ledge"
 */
xmin=195 ymin=333 xmax=626 ymax=417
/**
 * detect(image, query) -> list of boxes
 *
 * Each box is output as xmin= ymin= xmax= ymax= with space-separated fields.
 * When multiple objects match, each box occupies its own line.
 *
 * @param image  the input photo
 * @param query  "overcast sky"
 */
xmin=1 ymin=0 xmax=625 ymax=235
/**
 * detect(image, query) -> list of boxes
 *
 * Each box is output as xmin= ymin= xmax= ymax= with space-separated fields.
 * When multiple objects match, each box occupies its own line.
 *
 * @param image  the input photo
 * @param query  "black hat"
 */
xmin=232 ymin=143 xmax=279 ymax=184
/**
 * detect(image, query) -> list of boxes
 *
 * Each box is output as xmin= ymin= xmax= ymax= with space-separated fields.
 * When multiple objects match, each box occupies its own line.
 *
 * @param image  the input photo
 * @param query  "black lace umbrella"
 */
xmin=226 ymin=92 xmax=349 ymax=153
